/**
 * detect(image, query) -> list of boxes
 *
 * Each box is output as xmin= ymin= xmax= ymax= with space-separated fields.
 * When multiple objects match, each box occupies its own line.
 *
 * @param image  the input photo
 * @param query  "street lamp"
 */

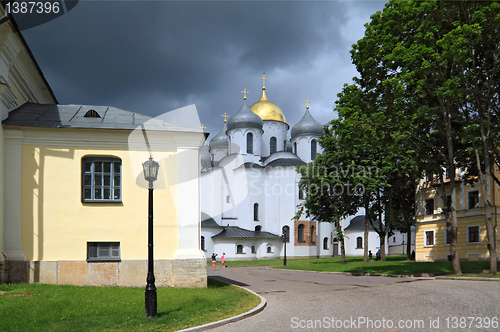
xmin=282 ymin=225 xmax=289 ymax=266
xmin=143 ymin=156 xmax=160 ymax=318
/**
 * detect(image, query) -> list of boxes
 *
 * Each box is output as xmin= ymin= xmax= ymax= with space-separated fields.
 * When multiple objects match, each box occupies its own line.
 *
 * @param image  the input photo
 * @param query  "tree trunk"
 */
xmin=406 ymin=221 xmax=412 ymax=261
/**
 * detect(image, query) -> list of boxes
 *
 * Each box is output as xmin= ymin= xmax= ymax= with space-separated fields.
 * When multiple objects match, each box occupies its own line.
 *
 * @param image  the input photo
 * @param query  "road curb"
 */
xmin=177 ymin=285 xmax=267 ymax=332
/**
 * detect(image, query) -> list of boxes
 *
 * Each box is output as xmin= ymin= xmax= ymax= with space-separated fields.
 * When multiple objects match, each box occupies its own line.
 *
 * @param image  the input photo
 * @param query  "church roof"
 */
xmin=209 ymin=121 xmax=229 ymax=148
xmin=227 ymin=98 xmax=263 ymax=131
xmin=344 ymin=215 xmax=382 ymax=231
xmin=250 ymin=87 xmax=286 ymax=123
xmin=3 ymin=103 xmax=200 ymax=132
xmin=212 ymin=226 xmax=280 ymax=239
xmin=201 ymin=213 xmax=221 ymax=227
xmin=291 ymin=108 xmax=323 ymax=138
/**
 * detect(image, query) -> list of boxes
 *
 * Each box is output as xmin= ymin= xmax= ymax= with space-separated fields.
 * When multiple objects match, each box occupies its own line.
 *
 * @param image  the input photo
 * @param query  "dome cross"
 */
xmin=304 ymin=98 xmax=311 ymax=109
xmin=260 ymin=73 xmax=268 ymax=90
xmin=222 ymin=113 xmax=229 ymax=123
xmin=241 ymin=89 xmax=249 ymax=100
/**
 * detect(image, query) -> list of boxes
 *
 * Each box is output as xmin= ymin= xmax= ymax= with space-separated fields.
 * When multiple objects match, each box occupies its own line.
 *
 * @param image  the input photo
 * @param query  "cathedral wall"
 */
xmin=261 ymin=121 xmax=288 ymax=157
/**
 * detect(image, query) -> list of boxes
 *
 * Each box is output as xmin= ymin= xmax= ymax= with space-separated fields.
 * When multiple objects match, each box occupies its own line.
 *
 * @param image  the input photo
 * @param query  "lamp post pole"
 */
xmin=143 ymin=156 xmax=159 ymax=319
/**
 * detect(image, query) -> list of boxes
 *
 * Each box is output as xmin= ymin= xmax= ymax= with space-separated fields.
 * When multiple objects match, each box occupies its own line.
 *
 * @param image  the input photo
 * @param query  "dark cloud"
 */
xmin=20 ymin=1 xmax=387 ymax=138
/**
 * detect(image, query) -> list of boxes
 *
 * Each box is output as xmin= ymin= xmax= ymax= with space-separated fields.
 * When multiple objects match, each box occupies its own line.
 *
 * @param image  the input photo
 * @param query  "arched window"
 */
xmin=201 ymin=236 xmax=205 ymax=251
xmin=298 ymin=224 xmax=305 ymax=242
xmin=323 ymin=237 xmax=328 ymax=250
xmin=298 ymin=186 xmax=304 ymax=200
xmin=270 ymin=137 xmax=277 ymax=154
xmin=267 ymin=246 xmax=272 ymax=253
xmin=236 ymin=244 xmax=244 ymax=254
xmin=356 ymin=237 xmax=363 ymax=249
xmin=294 ymin=142 xmax=297 ymax=154
xmin=311 ymin=139 xmax=317 ymax=159
xmin=254 ymin=203 xmax=259 ymax=221
xmin=284 ymin=140 xmax=287 ymax=151
xmin=251 ymin=245 xmax=256 ymax=253
xmin=246 ymin=132 xmax=253 ymax=154
xmin=255 ymin=225 xmax=262 ymax=232
xmin=311 ymin=225 xmax=315 ymax=243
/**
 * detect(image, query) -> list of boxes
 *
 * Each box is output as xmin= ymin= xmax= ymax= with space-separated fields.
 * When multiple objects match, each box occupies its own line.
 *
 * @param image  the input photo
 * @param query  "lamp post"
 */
xmin=282 ymin=225 xmax=289 ymax=266
xmin=143 ymin=156 xmax=160 ymax=318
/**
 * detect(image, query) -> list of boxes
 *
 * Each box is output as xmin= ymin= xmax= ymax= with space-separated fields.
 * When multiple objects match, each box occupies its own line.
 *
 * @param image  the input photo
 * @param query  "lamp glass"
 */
xmin=142 ymin=157 xmax=160 ymax=182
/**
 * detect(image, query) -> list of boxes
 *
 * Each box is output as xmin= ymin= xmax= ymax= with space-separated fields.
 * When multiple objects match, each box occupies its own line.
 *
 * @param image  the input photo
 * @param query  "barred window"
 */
xmin=87 ymin=242 xmax=120 ymax=262
xmin=82 ymin=157 xmax=122 ymax=202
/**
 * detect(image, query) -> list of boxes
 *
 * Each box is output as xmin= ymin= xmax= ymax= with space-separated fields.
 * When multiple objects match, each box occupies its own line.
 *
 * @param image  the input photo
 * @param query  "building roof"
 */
xmin=2 ymin=103 xmax=201 ymax=132
xmin=201 ymin=212 xmax=221 ymax=227
xmin=250 ymin=87 xmax=286 ymax=123
xmin=212 ymin=226 xmax=280 ymax=239
xmin=291 ymin=108 xmax=323 ymax=138
xmin=344 ymin=215 xmax=382 ymax=231
xmin=227 ymin=98 xmax=263 ymax=131
xmin=209 ymin=121 xmax=229 ymax=148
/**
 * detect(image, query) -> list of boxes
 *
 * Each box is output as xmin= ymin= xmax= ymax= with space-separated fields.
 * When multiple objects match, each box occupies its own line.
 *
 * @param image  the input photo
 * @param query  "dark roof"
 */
xmin=212 ymin=226 xmax=280 ymax=239
xmin=344 ymin=215 xmax=382 ymax=231
xmin=3 ymin=103 xmax=200 ymax=132
xmin=227 ymin=99 xmax=263 ymax=131
xmin=291 ymin=109 xmax=324 ymax=138
xmin=201 ymin=213 xmax=221 ymax=227
xmin=266 ymin=158 xmax=306 ymax=167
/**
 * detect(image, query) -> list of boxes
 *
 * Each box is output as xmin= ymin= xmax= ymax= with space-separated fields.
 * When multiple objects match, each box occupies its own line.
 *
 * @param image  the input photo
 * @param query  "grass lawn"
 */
xmin=212 ymin=255 xmax=498 ymax=277
xmin=0 ymin=278 xmax=260 ymax=332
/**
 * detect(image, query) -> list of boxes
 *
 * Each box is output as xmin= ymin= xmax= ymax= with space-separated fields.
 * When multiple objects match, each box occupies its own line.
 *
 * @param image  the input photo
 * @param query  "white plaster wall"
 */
xmin=260 ymin=121 xmax=288 ymax=158
xmin=227 ymin=128 xmax=262 ymax=163
xmin=291 ymin=135 xmax=322 ymax=163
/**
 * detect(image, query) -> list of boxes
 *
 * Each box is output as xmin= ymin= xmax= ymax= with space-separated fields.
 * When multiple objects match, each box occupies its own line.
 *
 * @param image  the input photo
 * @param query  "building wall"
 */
xmin=4 ymin=126 xmax=206 ymax=287
xmin=415 ymin=173 xmax=500 ymax=262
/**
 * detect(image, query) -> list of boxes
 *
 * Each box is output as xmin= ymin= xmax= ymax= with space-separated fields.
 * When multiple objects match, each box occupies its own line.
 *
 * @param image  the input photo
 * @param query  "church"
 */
xmin=200 ymin=76 xmax=338 ymax=260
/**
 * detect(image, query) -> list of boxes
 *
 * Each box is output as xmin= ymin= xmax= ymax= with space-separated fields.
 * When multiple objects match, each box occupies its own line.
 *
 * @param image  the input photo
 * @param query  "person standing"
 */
xmin=221 ymin=253 xmax=226 ymax=268
xmin=211 ymin=253 xmax=217 ymax=271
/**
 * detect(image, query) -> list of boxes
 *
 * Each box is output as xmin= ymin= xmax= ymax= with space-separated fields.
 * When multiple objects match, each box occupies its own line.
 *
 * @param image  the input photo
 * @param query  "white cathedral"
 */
xmin=200 ymin=77 xmax=338 ymax=260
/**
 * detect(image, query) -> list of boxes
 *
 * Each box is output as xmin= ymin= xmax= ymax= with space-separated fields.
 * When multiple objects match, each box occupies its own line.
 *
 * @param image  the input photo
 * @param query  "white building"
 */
xmin=200 ymin=80 xmax=335 ymax=260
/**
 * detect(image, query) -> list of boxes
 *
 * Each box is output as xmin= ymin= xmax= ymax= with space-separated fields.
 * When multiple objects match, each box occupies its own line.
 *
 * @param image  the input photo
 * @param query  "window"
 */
xmin=82 ymin=157 xmax=121 ymax=202
xmin=425 ymin=230 xmax=434 ymax=246
xmin=323 ymin=237 xmax=328 ymax=250
xmin=87 ymin=242 xmax=120 ymax=262
xmin=311 ymin=139 xmax=317 ymax=159
xmin=468 ymin=226 xmax=480 ymax=243
xmin=311 ymin=225 xmax=315 ymax=243
xmin=254 ymin=203 xmax=259 ymax=221
xmin=356 ymin=237 xmax=363 ymax=249
xmin=236 ymin=244 xmax=244 ymax=254
xmin=201 ymin=236 xmax=205 ymax=251
xmin=425 ymin=198 xmax=434 ymax=215
xmin=255 ymin=225 xmax=262 ymax=232
xmin=226 ymin=195 xmax=231 ymax=203
xmin=298 ymin=224 xmax=305 ymax=242
xmin=284 ymin=140 xmax=287 ymax=151
xmin=298 ymin=186 xmax=304 ymax=200
xmin=251 ymin=246 xmax=256 ymax=253
xmin=468 ymin=191 xmax=479 ymax=209
xmin=294 ymin=142 xmax=297 ymax=154
xmin=246 ymin=133 xmax=253 ymax=154
xmin=270 ymin=137 xmax=277 ymax=154
xmin=393 ymin=236 xmax=396 ymax=243
xmin=267 ymin=246 xmax=272 ymax=253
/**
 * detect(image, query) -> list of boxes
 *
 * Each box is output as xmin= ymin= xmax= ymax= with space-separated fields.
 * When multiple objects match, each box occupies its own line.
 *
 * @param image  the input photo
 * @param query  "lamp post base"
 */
xmin=145 ymin=288 xmax=157 ymax=318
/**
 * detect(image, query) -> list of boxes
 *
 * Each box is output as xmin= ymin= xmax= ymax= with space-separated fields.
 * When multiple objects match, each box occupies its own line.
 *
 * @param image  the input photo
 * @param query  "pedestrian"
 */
xmin=211 ymin=253 xmax=217 ymax=271
xmin=369 ymin=250 xmax=373 ymax=260
xmin=221 ymin=252 xmax=226 ymax=268
xmin=376 ymin=249 xmax=380 ymax=261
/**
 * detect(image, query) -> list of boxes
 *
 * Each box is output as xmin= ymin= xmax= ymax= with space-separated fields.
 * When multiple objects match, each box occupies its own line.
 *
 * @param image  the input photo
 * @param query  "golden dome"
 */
xmin=249 ymin=88 xmax=286 ymax=123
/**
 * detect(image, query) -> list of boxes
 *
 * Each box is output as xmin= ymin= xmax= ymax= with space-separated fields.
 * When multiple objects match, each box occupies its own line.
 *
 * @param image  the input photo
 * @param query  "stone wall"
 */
xmin=7 ymin=259 xmax=207 ymax=288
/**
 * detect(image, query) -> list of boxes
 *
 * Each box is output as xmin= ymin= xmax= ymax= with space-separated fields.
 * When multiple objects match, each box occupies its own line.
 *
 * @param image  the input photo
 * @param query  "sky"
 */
xmin=18 ymin=0 xmax=388 ymax=139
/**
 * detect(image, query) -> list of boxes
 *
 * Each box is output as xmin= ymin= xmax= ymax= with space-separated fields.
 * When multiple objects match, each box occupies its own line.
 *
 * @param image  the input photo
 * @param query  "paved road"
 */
xmin=207 ymin=266 xmax=500 ymax=332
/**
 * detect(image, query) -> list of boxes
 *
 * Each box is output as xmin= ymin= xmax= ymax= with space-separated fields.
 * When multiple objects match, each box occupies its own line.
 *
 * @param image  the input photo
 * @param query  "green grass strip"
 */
xmin=0 ymin=278 xmax=260 ymax=332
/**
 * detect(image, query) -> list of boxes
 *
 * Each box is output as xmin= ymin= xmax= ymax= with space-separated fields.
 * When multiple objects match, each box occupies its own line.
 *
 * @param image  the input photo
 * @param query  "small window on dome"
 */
xmin=84 ymin=109 xmax=101 ymax=118
xmin=270 ymin=137 xmax=277 ymax=154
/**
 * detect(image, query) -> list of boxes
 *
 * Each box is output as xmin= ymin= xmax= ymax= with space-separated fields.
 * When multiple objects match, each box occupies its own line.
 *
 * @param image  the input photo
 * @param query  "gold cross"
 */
xmin=201 ymin=124 xmax=206 ymax=130
xmin=241 ymin=88 xmax=249 ymax=100
xmin=222 ymin=113 xmax=229 ymax=123
xmin=304 ymin=98 xmax=311 ymax=109
xmin=260 ymin=73 xmax=268 ymax=88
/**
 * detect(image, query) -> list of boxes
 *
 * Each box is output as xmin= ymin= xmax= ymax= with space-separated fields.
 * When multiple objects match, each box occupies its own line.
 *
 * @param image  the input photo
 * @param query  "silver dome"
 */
xmin=291 ymin=109 xmax=323 ymax=138
xmin=209 ymin=122 xmax=229 ymax=148
xmin=227 ymin=99 xmax=263 ymax=131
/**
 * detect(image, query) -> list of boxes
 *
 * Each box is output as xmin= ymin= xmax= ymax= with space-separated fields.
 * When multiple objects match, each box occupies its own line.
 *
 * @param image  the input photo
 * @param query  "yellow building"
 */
xmin=415 ymin=172 xmax=500 ymax=262
xmin=0 ymin=6 xmax=206 ymax=287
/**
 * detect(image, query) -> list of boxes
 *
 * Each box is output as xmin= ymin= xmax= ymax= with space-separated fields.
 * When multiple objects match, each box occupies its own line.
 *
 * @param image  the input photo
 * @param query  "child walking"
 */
xmin=221 ymin=253 xmax=226 ymax=268
xmin=211 ymin=253 xmax=217 ymax=271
